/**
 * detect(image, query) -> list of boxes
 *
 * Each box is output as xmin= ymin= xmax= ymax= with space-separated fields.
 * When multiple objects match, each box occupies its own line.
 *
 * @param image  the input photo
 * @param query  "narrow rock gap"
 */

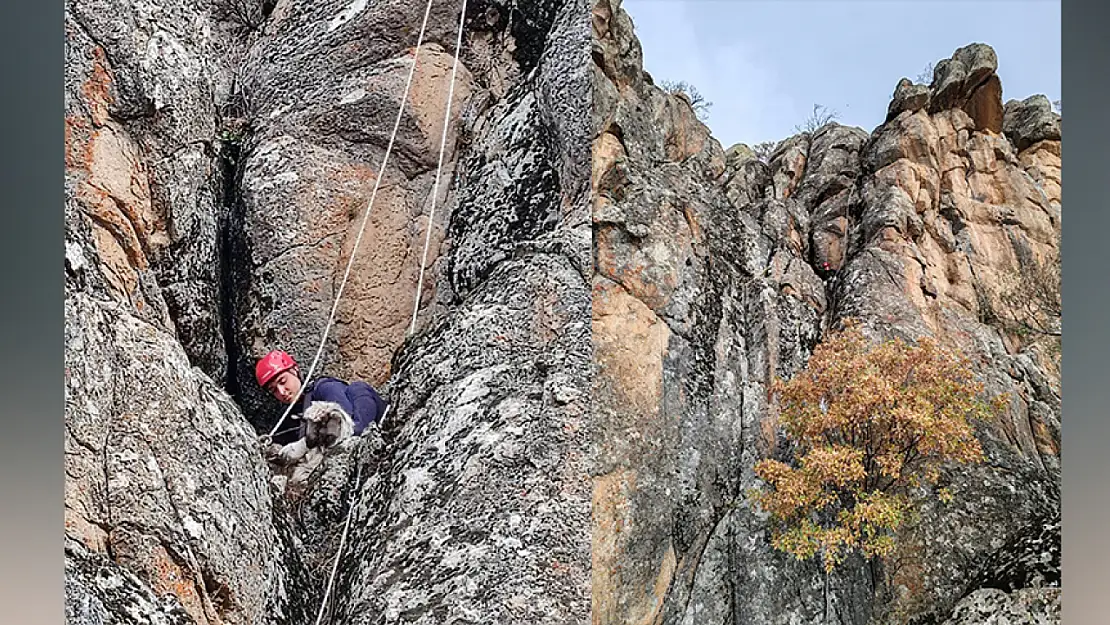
xmin=217 ymin=130 xmax=248 ymax=401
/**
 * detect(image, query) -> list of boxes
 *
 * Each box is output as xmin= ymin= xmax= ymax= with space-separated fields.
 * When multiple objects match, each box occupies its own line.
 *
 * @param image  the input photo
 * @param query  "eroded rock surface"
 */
xmin=67 ymin=0 xmax=591 ymax=623
xmin=592 ymin=1 xmax=830 ymax=622
xmin=591 ymin=2 xmax=1060 ymax=624
xmin=941 ymin=588 xmax=1061 ymax=625
xmin=66 ymin=539 xmax=195 ymax=625
xmin=65 ymin=0 xmax=243 ymax=385
xmin=65 ymin=1 xmax=319 ymax=622
xmin=313 ymin=1 xmax=593 ymax=620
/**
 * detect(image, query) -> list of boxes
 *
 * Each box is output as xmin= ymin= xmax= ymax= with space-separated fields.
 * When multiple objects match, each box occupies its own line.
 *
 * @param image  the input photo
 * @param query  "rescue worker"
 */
xmin=255 ymin=350 xmax=388 ymax=464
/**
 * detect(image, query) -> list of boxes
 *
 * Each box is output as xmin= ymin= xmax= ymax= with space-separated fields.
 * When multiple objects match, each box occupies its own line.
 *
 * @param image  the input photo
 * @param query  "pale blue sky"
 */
xmin=622 ymin=0 xmax=1062 ymax=148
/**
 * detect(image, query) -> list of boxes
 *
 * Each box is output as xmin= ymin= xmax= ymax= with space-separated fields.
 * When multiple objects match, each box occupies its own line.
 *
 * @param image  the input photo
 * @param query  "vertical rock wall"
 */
xmin=591 ymin=2 xmax=1060 ymax=624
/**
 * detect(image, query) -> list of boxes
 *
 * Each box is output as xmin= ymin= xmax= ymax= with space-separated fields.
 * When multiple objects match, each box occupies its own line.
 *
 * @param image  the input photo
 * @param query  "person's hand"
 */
xmin=257 ymin=434 xmax=273 ymax=448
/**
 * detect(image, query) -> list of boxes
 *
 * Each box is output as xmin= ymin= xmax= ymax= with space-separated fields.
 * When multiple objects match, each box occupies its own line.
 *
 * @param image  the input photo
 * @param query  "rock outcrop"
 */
xmin=302 ymin=0 xmax=595 ymax=619
xmin=65 ymin=1 xmax=318 ymax=622
xmin=592 ymin=2 xmax=832 ymax=622
xmin=591 ymin=1 xmax=1060 ymax=624
xmin=228 ymin=2 xmax=477 ymax=422
xmin=64 ymin=0 xmax=1060 ymax=621
xmin=66 ymin=0 xmax=591 ymax=623
xmin=67 ymin=539 xmax=195 ymax=625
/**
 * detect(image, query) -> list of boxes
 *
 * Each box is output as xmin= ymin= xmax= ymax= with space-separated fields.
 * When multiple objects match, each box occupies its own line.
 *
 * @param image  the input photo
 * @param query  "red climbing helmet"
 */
xmin=255 ymin=350 xmax=297 ymax=387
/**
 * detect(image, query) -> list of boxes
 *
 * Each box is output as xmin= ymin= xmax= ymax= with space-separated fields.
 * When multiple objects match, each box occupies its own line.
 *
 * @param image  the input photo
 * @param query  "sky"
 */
xmin=621 ymin=0 xmax=1062 ymax=148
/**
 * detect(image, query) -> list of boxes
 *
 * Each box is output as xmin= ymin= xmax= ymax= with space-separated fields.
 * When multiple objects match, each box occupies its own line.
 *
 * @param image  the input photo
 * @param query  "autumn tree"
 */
xmin=749 ymin=321 xmax=1002 ymax=572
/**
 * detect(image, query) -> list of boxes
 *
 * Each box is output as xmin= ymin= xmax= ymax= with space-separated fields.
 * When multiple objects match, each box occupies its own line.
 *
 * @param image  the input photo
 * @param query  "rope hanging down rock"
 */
xmin=268 ymin=0 xmax=466 ymax=440
xmin=299 ymin=2 xmax=468 ymax=623
xmin=312 ymin=455 xmax=364 ymax=625
xmin=409 ymin=0 xmax=469 ymax=336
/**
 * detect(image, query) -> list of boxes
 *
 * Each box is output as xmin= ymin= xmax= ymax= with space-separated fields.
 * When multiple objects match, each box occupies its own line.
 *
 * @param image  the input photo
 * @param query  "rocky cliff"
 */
xmin=62 ymin=0 xmax=1061 ymax=622
xmin=65 ymin=0 xmax=591 ymax=623
xmin=591 ymin=1 xmax=1060 ymax=624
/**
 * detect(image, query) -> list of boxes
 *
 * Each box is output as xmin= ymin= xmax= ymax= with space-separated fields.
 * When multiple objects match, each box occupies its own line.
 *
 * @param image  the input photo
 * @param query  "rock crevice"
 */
xmin=66 ymin=0 xmax=591 ymax=623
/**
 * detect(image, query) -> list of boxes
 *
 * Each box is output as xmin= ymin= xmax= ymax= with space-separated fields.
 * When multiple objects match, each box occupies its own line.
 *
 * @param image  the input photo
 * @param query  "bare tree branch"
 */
xmin=660 ymin=79 xmax=713 ymax=122
xmin=795 ymin=103 xmax=839 ymax=134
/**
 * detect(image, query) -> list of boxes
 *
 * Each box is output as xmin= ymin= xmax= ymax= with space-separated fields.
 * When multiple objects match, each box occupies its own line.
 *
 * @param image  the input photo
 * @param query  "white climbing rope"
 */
xmin=268 ymin=0 xmax=439 ymax=438
xmin=313 ymin=461 xmax=365 ymax=625
xmin=409 ymin=0 xmax=470 ymax=337
xmin=297 ymin=2 xmax=469 ymax=622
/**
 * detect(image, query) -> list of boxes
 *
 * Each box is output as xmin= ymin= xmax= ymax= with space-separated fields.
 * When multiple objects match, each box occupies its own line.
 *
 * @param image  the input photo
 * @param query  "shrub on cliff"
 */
xmin=796 ymin=103 xmax=840 ymax=134
xmin=997 ymin=248 xmax=1061 ymax=342
xmin=749 ymin=321 xmax=1003 ymax=572
xmin=751 ymin=141 xmax=778 ymax=163
xmin=660 ymin=79 xmax=712 ymax=121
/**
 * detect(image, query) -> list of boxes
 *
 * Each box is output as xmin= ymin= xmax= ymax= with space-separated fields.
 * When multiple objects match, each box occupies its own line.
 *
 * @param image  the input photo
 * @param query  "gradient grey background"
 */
xmin=1060 ymin=1 xmax=1110 ymax=622
xmin=2 ymin=1 xmax=1103 ymax=624
xmin=1 ymin=0 xmax=65 ymax=624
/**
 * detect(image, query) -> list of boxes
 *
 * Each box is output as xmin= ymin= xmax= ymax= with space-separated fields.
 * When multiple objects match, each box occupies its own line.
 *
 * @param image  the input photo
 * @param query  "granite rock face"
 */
xmin=940 ymin=588 xmax=1061 ymax=625
xmin=64 ymin=0 xmax=1061 ymax=622
xmin=66 ymin=540 xmax=195 ymax=625
xmin=226 ymin=0 xmax=480 ymax=428
xmin=1003 ymin=95 xmax=1062 ymax=152
xmin=64 ymin=0 xmax=243 ymax=385
xmin=298 ymin=0 xmax=595 ymax=621
xmin=592 ymin=1 xmax=830 ymax=623
xmin=65 ymin=1 xmax=318 ymax=622
xmin=591 ymin=2 xmax=1060 ymax=624
xmin=66 ymin=0 xmax=591 ymax=623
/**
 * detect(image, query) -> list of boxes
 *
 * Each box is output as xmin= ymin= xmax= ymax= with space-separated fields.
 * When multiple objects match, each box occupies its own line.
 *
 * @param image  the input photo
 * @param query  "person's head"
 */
xmin=255 ymin=350 xmax=302 ymax=404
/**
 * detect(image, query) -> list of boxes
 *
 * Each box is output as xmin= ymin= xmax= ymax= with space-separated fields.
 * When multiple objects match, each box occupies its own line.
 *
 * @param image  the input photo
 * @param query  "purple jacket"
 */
xmin=272 ymin=377 xmax=387 ymax=444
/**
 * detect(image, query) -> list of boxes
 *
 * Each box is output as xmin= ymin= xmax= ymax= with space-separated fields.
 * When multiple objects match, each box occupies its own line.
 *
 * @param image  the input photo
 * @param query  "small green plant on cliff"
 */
xmin=660 ymin=79 xmax=713 ymax=122
xmin=749 ymin=321 xmax=1001 ymax=573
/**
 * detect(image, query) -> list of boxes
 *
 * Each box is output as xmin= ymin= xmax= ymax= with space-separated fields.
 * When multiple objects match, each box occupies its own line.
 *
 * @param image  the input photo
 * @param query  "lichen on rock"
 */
xmin=66 ymin=0 xmax=591 ymax=623
xmin=591 ymin=2 xmax=1060 ymax=623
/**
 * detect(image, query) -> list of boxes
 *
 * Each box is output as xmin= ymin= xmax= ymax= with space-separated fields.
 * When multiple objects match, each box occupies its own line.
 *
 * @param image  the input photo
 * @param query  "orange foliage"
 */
xmin=749 ymin=320 xmax=1001 ymax=572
